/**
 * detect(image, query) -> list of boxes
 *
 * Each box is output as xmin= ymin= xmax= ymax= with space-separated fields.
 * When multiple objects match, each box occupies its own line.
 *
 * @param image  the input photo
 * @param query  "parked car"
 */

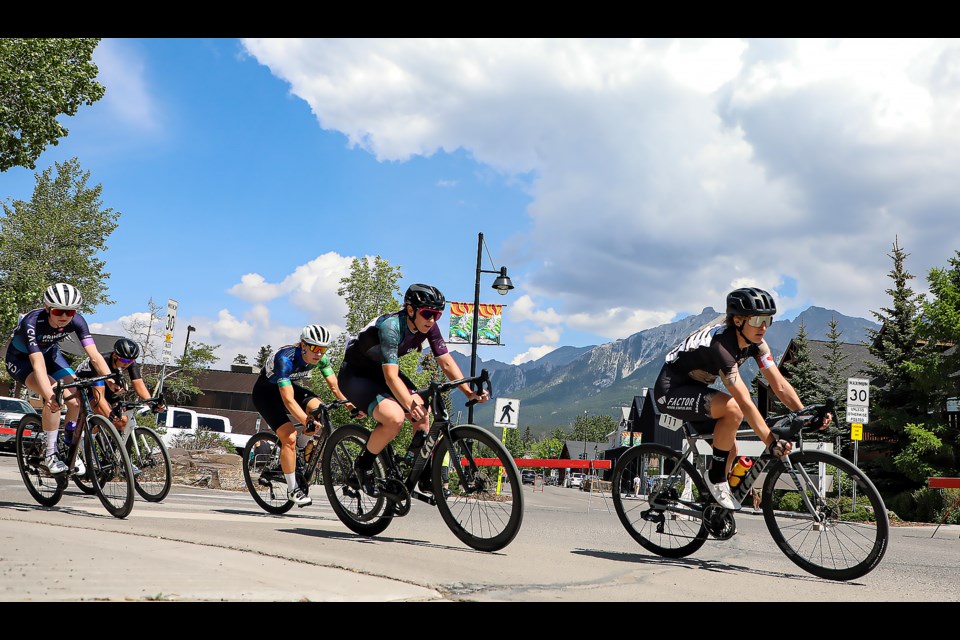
xmin=566 ymin=472 xmax=585 ymax=489
xmin=521 ymin=469 xmax=536 ymax=485
xmin=156 ymin=406 xmax=249 ymax=455
xmin=0 ymin=396 xmax=39 ymax=452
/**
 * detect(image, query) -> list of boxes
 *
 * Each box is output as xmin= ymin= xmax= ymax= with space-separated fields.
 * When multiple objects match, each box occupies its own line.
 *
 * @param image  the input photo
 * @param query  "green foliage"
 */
xmin=165 ymin=426 xmax=236 ymax=454
xmin=337 ymin=255 xmax=403 ymax=335
xmin=148 ymin=342 xmax=220 ymax=406
xmin=0 ymin=38 xmax=105 ymax=171
xmin=893 ymin=423 xmax=944 ymax=483
xmin=819 ymin=315 xmax=851 ymax=443
xmin=0 ymin=157 xmax=119 ymax=340
xmin=862 ymin=238 xmax=928 ymax=495
xmin=781 ymin=322 xmax=825 ymax=408
xmin=570 ymin=413 xmax=616 ymax=444
xmin=233 ymin=353 xmax=248 ymax=365
xmin=254 ymin=345 xmax=272 ymax=369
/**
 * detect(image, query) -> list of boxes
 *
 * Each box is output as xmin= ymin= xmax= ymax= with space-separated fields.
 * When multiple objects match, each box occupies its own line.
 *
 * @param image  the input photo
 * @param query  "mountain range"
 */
xmin=448 ymin=306 xmax=879 ymax=437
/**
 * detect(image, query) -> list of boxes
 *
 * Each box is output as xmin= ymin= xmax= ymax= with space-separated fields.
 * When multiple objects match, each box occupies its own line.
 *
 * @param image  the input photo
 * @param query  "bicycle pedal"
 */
xmin=342 ymin=485 xmax=359 ymax=498
xmin=258 ymin=476 xmax=273 ymax=488
xmin=412 ymin=490 xmax=436 ymax=506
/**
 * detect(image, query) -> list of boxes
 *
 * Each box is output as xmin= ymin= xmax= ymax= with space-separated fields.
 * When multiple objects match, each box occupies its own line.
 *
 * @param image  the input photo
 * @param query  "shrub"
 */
xmin=168 ymin=427 xmax=235 ymax=454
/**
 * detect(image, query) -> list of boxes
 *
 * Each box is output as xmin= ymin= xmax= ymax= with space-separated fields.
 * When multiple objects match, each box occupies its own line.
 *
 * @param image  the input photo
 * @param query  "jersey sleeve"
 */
xmin=754 ymin=340 xmax=776 ymax=370
xmin=269 ymin=352 xmax=295 ymax=386
xmin=316 ymin=353 xmax=335 ymax=378
xmin=712 ymin=339 xmax=743 ymax=387
xmin=71 ymin=314 xmax=96 ymax=347
xmin=426 ymin=324 xmax=449 ymax=357
xmin=378 ymin=315 xmax=403 ymax=366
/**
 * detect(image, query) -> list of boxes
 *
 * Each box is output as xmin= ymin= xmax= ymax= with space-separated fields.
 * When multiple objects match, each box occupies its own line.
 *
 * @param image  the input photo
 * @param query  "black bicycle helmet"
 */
xmin=114 ymin=338 xmax=141 ymax=359
xmin=404 ymin=283 xmax=446 ymax=310
xmin=726 ymin=287 xmax=777 ymax=316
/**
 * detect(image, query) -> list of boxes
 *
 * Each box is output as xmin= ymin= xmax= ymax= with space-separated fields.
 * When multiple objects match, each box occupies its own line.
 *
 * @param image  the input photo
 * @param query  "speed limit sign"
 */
xmin=846 ymin=377 xmax=869 ymax=424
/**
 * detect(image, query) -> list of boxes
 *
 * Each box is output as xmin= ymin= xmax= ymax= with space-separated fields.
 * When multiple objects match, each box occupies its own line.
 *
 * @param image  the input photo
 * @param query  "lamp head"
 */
xmin=492 ymin=267 xmax=514 ymax=296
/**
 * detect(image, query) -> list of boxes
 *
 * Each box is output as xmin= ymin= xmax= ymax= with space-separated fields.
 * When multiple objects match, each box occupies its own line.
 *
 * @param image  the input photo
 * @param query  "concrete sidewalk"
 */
xmin=0 ymin=519 xmax=444 ymax=602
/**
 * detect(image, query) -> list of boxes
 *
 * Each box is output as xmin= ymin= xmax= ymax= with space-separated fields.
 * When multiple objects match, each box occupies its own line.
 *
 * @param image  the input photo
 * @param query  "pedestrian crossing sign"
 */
xmin=494 ymin=397 xmax=519 ymax=428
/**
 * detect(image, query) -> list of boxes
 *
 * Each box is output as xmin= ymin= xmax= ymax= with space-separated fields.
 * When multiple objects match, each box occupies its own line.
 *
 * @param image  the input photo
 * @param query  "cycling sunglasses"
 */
xmin=115 ymin=356 xmax=135 ymax=364
xmin=746 ymin=315 xmax=774 ymax=328
xmin=418 ymin=308 xmax=443 ymax=321
xmin=49 ymin=308 xmax=77 ymax=317
xmin=303 ymin=342 xmax=327 ymax=354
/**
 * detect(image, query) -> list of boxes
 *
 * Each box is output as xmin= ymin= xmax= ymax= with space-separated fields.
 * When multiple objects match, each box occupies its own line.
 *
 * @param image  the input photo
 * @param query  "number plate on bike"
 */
xmin=658 ymin=414 xmax=683 ymax=431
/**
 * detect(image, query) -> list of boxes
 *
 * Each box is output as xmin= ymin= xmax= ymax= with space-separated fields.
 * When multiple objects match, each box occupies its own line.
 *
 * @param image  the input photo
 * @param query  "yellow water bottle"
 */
xmin=728 ymin=456 xmax=753 ymax=488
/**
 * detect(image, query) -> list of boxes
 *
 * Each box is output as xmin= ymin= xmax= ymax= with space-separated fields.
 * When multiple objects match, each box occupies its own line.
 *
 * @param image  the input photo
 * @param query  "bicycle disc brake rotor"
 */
xmin=703 ymin=504 xmax=737 ymax=540
xmin=380 ymin=478 xmax=411 ymax=516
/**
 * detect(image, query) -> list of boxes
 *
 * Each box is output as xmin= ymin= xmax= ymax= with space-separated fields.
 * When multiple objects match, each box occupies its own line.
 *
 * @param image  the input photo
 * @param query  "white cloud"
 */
xmin=94 ymin=40 xmax=160 ymax=132
xmin=511 ymin=345 xmax=558 ymax=365
xmin=242 ymin=38 xmax=960 ymax=349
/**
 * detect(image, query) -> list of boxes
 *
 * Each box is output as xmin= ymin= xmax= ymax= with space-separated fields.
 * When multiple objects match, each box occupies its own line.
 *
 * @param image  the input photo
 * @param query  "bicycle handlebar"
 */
xmin=109 ymin=394 xmax=166 ymax=419
xmin=308 ymin=398 xmax=360 ymax=420
xmin=769 ymin=397 xmax=836 ymax=442
xmin=409 ymin=369 xmax=492 ymax=408
xmin=55 ymin=371 xmax=124 ymax=403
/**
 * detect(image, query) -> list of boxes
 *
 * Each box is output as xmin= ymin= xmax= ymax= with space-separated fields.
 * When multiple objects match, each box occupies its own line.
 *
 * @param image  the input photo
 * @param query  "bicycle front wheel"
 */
xmin=16 ymin=415 xmax=67 ymax=507
xmin=242 ymin=432 xmax=294 ymax=514
xmin=83 ymin=415 xmax=136 ymax=519
xmin=128 ymin=426 xmax=172 ymax=502
xmin=762 ymin=449 xmax=889 ymax=581
xmin=65 ymin=430 xmax=97 ymax=495
xmin=611 ymin=443 xmax=709 ymax=558
xmin=433 ymin=425 xmax=524 ymax=552
xmin=321 ymin=423 xmax=392 ymax=537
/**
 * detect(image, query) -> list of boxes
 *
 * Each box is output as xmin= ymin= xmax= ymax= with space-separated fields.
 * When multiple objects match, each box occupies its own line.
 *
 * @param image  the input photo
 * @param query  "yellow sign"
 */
xmin=165 ymin=332 xmax=173 ymax=343
xmin=851 ymin=423 xmax=863 ymax=441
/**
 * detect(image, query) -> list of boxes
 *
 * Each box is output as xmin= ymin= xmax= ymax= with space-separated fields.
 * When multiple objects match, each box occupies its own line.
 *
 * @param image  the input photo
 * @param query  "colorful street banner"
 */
xmin=619 ymin=432 xmax=643 ymax=446
xmin=447 ymin=302 xmax=503 ymax=345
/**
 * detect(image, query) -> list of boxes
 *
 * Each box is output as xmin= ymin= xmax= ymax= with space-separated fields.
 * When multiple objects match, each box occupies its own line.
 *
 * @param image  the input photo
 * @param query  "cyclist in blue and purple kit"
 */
xmin=4 ymin=283 xmax=115 ymax=475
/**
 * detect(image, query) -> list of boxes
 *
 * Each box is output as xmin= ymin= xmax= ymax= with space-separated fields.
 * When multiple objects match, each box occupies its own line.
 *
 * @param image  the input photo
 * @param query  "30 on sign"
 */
xmin=847 ymin=378 xmax=869 ymax=407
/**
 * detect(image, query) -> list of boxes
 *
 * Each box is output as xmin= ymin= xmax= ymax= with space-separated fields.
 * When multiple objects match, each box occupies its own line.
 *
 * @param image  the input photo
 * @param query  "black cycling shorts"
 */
xmin=251 ymin=375 xmax=316 ymax=431
xmin=653 ymin=364 xmax=719 ymax=434
xmin=337 ymin=359 xmax=415 ymax=417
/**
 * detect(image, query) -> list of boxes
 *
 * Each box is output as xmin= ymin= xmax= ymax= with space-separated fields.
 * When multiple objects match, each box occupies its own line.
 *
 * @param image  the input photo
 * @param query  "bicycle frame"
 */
xmin=56 ymin=372 xmax=123 ymax=469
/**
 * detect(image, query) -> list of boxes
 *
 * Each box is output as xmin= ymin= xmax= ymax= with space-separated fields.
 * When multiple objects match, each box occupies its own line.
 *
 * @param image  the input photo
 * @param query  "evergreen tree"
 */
xmin=820 ymin=315 xmax=851 ymax=445
xmin=233 ymin=354 xmax=249 ymax=365
xmin=254 ymin=345 xmax=272 ymax=369
xmin=863 ymin=238 xmax=926 ymax=495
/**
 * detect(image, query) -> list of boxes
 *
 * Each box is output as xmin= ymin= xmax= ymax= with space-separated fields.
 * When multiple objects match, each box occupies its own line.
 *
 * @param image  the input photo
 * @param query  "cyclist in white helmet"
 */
xmin=4 ymin=283 xmax=115 ymax=475
xmin=250 ymin=324 xmax=355 ymax=506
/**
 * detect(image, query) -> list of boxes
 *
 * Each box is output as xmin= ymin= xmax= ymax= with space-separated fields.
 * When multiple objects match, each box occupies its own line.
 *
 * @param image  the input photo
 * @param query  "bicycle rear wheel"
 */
xmin=83 ymin=415 xmax=136 ymax=519
xmin=762 ymin=449 xmax=889 ymax=581
xmin=242 ymin=432 xmax=294 ymax=514
xmin=16 ymin=415 xmax=67 ymax=507
xmin=128 ymin=426 xmax=172 ymax=502
xmin=433 ymin=425 xmax=524 ymax=552
xmin=321 ymin=423 xmax=392 ymax=537
xmin=611 ymin=443 xmax=709 ymax=558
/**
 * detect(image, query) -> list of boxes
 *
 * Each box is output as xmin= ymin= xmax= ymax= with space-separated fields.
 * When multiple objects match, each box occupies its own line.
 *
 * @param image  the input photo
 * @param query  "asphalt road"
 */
xmin=1 ymin=452 xmax=958 ymax=605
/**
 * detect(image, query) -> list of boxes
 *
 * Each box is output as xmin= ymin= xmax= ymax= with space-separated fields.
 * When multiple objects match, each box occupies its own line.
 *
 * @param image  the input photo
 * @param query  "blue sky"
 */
xmin=2 ymin=39 xmax=959 ymax=370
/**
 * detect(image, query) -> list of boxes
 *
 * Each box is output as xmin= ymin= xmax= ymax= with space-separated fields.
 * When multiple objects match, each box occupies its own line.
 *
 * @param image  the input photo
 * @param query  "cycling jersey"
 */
xmin=343 ymin=310 xmax=449 ymax=373
xmin=75 ymin=351 xmax=143 ymax=405
xmin=4 ymin=308 xmax=95 ymax=383
xmin=655 ymin=322 xmax=774 ymax=427
xmin=664 ymin=323 xmax=773 ymax=388
xmin=259 ymin=344 xmax=334 ymax=387
xmin=7 ymin=308 xmax=95 ymax=355
xmin=339 ymin=310 xmax=449 ymax=415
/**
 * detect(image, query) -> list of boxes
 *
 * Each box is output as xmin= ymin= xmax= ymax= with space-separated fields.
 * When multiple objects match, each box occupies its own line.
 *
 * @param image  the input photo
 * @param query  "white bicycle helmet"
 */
xmin=300 ymin=324 xmax=331 ymax=347
xmin=43 ymin=283 xmax=83 ymax=310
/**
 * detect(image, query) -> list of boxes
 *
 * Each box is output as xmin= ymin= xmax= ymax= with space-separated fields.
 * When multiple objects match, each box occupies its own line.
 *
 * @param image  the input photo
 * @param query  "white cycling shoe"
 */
xmin=72 ymin=457 xmax=86 ymax=477
xmin=704 ymin=479 xmax=740 ymax=510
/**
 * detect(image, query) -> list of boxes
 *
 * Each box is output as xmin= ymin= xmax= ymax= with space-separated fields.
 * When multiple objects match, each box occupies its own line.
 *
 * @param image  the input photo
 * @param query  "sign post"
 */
xmin=493 ymin=398 xmax=519 ymax=495
xmin=158 ymin=299 xmax=178 ymax=394
xmin=846 ymin=377 xmax=870 ymax=506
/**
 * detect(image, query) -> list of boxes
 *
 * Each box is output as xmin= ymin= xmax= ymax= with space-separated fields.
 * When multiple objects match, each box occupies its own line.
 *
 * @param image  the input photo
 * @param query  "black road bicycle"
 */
xmin=66 ymin=395 xmax=172 ymax=502
xmin=242 ymin=398 xmax=351 ymax=514
xmin=611 ymin=399 xmax=889 ymax=581
xmin=16 ymin=372 xmax=136 ymax=519
xmin=320 ymin=369 xmax=524 ymax=552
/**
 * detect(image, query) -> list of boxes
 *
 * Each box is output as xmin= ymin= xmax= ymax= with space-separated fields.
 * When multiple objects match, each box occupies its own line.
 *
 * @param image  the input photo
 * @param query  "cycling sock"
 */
xmin=45 ymin=430 xmax=59 ymax=457
xmin=285 ymin=473 xmax=297 ymax=492
xmin=357 ymin=448 xmax=376 ymax=471
xmin=709 ymin=446 xmax=730 ymax=483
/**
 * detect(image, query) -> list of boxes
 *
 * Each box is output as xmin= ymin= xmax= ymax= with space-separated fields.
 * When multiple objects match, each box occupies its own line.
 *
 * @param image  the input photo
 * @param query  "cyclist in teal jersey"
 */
xmin=337 ymin=283 xmax=489 ymax=496
xmin=251 ymin=324 xmax=355 ymax=506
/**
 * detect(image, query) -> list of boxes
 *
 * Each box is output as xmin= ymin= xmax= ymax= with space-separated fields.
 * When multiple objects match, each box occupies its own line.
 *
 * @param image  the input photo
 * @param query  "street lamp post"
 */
xmin=469 ymin=231 xmax=514 ymax=424
xmin=182 ymin=325 xmax=196 ymax=361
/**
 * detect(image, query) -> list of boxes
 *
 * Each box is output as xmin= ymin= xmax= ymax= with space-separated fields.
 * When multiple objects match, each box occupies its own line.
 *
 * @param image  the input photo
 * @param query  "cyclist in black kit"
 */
xmin=337 ymin=283 xmax=489 ymax=496
xmin=653 ymin=287 xmax=829 ymax=510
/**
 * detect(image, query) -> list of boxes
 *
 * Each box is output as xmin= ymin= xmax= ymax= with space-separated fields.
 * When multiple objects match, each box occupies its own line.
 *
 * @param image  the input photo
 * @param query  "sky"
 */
xmin=2 ymin=38 xmax=959 ymax=370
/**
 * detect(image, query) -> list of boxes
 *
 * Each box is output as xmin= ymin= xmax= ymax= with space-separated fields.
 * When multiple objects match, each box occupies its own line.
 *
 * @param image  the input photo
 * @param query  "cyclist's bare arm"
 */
xmin=759 ymin=363 xmax=803 ymax=412
xmin=278 ymin=383 xmax=309 ymax=427
xmin=323 ymin=373 xmax=359 ymax=415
